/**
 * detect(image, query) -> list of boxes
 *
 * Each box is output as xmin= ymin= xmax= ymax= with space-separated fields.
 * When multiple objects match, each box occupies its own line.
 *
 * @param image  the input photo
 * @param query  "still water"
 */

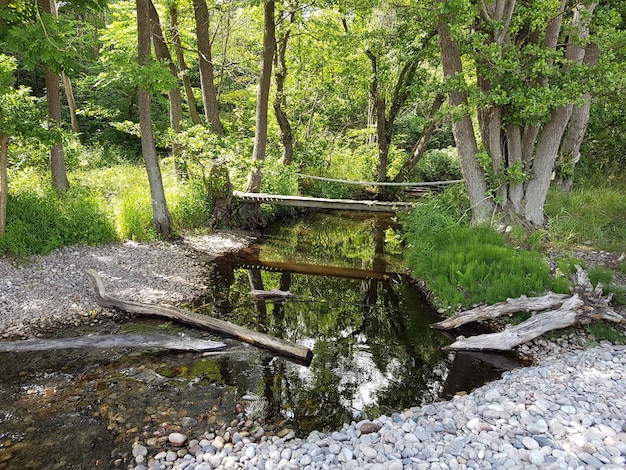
xmin=0 ymin=212 xmax=520 ymax=469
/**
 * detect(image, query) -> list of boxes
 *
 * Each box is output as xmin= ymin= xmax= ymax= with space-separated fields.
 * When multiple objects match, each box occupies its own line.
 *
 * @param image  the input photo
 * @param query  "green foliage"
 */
xmin=586 ymin=322 xmax=626 ymax=344
xmin=301 ymin=131 xmax=378 ymax=199
xmin=404 ymin=204 xmax=567 ymax=310
xmin=588 ymin=267 xmax=614 ymax=288
xmin=545 ymin=186 xmax=626 ymax=252
xmin=0 ymin=173 xmax=117 ymax=256
xmin=410 ymin=147 xmax=462 ymax=183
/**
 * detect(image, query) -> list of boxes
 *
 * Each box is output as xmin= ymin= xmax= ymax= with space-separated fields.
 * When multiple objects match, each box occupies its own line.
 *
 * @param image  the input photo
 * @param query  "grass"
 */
xmin=403 ymin=202 xmax=570 ymax=311
xmin=0 ymin=164 xmax=212 ymax=256
xmin=403 ymin=182 xmax=626 ymax=312
xmin=545 ymin=185 xmax=626 ymax=252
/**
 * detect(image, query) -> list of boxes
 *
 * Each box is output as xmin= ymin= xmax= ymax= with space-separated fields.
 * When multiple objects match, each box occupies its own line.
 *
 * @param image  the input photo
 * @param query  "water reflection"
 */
xmin=0 ymin=212 xmax=521 ymax=467
xmin=195 ymin=212 xmax=516 ymax=435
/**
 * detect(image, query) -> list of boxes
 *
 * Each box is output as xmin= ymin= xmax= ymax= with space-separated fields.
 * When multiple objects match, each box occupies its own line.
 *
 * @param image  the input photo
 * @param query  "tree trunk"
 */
xmin=556 ymin=43 xmax=600 ymax=192
xmin=44 ymin=66 xmax=70 ymax=193
xmin=365 ymin=51 xmax=389 ymax=184
xmin=435 ymin=267 xmax=624 ymax=351
xmin=49 ymin=0 xmax=80 ymax=136
xmin=169 ymin=4 xmax=202 ymax=126
xmin=0 ymin=334 xmax=227 ymax=353
xmin=246 ymin=0 xmax=276 ymax=194
xmin=0 ymin=134 xmax=7 ymax=235
xmin=87 ymin=269 xmax=313 ymax=364
xmin=61 ymin=73 xmax=80 ymax=134
xmin=273 ymin=10 xmax=295 ymax=165
xmin=392 ymin=93 xmax=444 ymax=183
xmin=192 ymin=0 xmax=224 ymax=134
xmin=437 ymin=20 xmax=493 ymax=224
xmin=137 ymin=0 xmax=173 ymax=238
xmin=148 ymin=0 xmax=184 ymax=161
xmin=39 ymin=0 xmax=69 ymax=193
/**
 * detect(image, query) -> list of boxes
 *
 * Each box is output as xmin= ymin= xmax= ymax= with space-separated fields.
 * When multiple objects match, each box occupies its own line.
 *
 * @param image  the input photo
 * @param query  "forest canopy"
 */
xmin=0 ymin=0 xmax=625 ymax=235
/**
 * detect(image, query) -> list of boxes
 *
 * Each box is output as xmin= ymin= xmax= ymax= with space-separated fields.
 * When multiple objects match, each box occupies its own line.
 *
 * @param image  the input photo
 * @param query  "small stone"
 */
xmin=484 ymin=389 xmax=500 ymax=401
xmin=168 ymin=432 xmax=188 ymax=446
xmin=360 ymin=422 xmax=381 ymax=434
xmin=132 ymin=444 xmax=148 ymax=458
xmin=528 ymin=449 xmax=545 ymax=465
xmin=520 ymin=436 xmax=539 ymax=450
xmin=361 ymin=446 xmax=378 ymax=459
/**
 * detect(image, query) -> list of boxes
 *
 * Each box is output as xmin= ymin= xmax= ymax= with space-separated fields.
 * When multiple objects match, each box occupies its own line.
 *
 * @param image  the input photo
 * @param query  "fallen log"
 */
xmin=86 ymin=270 xmax=313 ymax=364
xmin=435 ymin=266 xmax=625 ymax=351
xmin=432 ymin=292 xmax=570 ymax=330
xmin=250 ymin=288 xmax=297 ymax=300
xmin=0 ymin=334 xmax=227 ymax=353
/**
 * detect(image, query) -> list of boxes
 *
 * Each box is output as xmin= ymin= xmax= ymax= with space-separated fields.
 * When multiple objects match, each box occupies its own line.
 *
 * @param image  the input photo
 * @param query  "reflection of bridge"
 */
xmin=236 ymin=259 xmax=406 ymax=283
xmin=234 ymin=176 xmax=462 ymax=213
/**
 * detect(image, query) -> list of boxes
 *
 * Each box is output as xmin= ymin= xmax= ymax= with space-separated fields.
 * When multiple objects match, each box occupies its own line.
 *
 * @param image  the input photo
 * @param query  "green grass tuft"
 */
xmin=404 ymin=204 xmax=569 ymax=310
xmin=545 ymin=186 xmax=626 ymax=252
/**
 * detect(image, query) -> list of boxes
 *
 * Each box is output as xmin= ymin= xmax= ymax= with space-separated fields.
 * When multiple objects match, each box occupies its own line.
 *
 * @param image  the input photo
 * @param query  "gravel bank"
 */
xmin=0 ymin=230 xmax=255 ymax=340
xmin=2 ymin=238 xmax=625 ymax=469
xmin=132 ymin=343 xmax=626 ymax=470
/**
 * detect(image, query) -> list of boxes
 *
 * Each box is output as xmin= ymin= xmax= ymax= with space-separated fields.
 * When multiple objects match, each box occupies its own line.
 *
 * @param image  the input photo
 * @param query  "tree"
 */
xmin=437 ymin=0 xmax=602 ymax=226
xmin=167 ymin=0 xmax=203 ymax=125
xmin=137 ymin=0 xmax=173 ymax=238
xmin=246 ymin=0 xmax=276 ymax=193
xmin=38 ymin=0 xmax=70 ymax=192
xmin=148 ymin=0 xmax=185 ymax=161
xmin=192 ymin=0 xmax=225 ymax=134
xmin=273 ymin=3 xmax=296 ymax=165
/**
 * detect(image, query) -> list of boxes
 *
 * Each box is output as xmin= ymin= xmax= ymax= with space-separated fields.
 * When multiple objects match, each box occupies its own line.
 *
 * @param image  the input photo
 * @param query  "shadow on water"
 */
xmin=0 ymin=211 xmax=524 ymax=468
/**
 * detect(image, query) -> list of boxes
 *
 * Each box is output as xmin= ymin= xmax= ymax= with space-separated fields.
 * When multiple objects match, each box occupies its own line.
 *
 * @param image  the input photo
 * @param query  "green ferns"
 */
xmin=404 ymin=205 xmax=569 ymax=310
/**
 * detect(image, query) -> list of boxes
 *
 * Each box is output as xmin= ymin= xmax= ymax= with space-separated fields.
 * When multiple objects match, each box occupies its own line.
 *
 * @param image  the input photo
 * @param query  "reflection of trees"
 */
xmin=260 ymin=213 xmax=404 ymax=272
xmin=195 ymin=214 xmax=495 ymax=435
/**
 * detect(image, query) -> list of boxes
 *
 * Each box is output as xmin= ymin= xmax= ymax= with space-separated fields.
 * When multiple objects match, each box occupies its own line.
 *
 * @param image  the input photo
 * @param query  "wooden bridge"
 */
xmin=234 ymin=176 xmax=462 ymax=213
xmin=234 ymin=191 xmax=416 ymax=213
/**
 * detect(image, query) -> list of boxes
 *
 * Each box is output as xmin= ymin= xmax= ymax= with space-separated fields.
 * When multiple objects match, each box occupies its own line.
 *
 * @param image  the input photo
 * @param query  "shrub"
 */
xmin=411 ymin=147 xmax=462 ymax=182
xmin=0 ymin=183 xmax=117 ymax=256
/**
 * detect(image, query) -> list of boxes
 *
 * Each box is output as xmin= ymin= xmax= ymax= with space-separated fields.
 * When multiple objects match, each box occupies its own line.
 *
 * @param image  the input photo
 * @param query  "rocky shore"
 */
xmin=1 ymin=235 xmax=625 ymax=469
xmin=0 ymin=231 xmax=255 ymax=340
xmin=131 ymin=343 xmax=626 ymax=470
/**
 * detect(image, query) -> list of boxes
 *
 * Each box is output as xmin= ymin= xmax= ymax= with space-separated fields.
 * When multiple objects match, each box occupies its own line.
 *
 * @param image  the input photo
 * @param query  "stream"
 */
xmin=0 ymin=212 xmax=523 ymax=469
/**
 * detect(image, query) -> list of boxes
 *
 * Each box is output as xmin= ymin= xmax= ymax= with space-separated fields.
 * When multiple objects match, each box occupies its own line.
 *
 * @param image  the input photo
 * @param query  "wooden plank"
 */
xmin=233 ymin=191 xmax=415 ymax=213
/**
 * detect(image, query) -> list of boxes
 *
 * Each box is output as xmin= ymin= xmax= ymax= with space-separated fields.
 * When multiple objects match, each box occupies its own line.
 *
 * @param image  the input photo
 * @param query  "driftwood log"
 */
xmin=250 ymin=289 xmax=297 ymax=300
xmin=433 ymin=266 xmax=625 ymax=351
xmin=0 ymin=334 xmax=227 ymax=353
xmin=86 ymin=270 xmax=313 ymax=364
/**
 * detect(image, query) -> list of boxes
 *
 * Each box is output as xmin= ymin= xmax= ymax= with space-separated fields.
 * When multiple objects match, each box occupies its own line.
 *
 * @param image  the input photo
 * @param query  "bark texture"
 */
xmin=193 ymin=0 xmax=224 ymax=134
xmin=137 ymin=0 xmax=173 ymax=238
xmin=435 ymin=267 xmax=624 ymax=351
xmin=246 ymin=0 xmax=276 ymax=194
xmin=86 ymin=269 xmax=313 ymax=364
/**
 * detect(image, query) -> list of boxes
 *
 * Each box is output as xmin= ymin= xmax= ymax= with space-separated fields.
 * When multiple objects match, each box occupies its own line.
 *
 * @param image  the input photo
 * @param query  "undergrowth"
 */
xmin=545 ymin=185 xmax=626 ymax=252
xmin=403 ymin=203 xmax=570 ymax=311
xmin=0 ymin=164 xmax=212 ymax=255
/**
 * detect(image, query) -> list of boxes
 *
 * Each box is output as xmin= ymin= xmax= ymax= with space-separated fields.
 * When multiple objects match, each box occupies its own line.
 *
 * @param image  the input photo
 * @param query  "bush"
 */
xmin=0 ymin=184 xmax=117 ymax=256
xmin=411 ymin=147 xmax=462 ymax=182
